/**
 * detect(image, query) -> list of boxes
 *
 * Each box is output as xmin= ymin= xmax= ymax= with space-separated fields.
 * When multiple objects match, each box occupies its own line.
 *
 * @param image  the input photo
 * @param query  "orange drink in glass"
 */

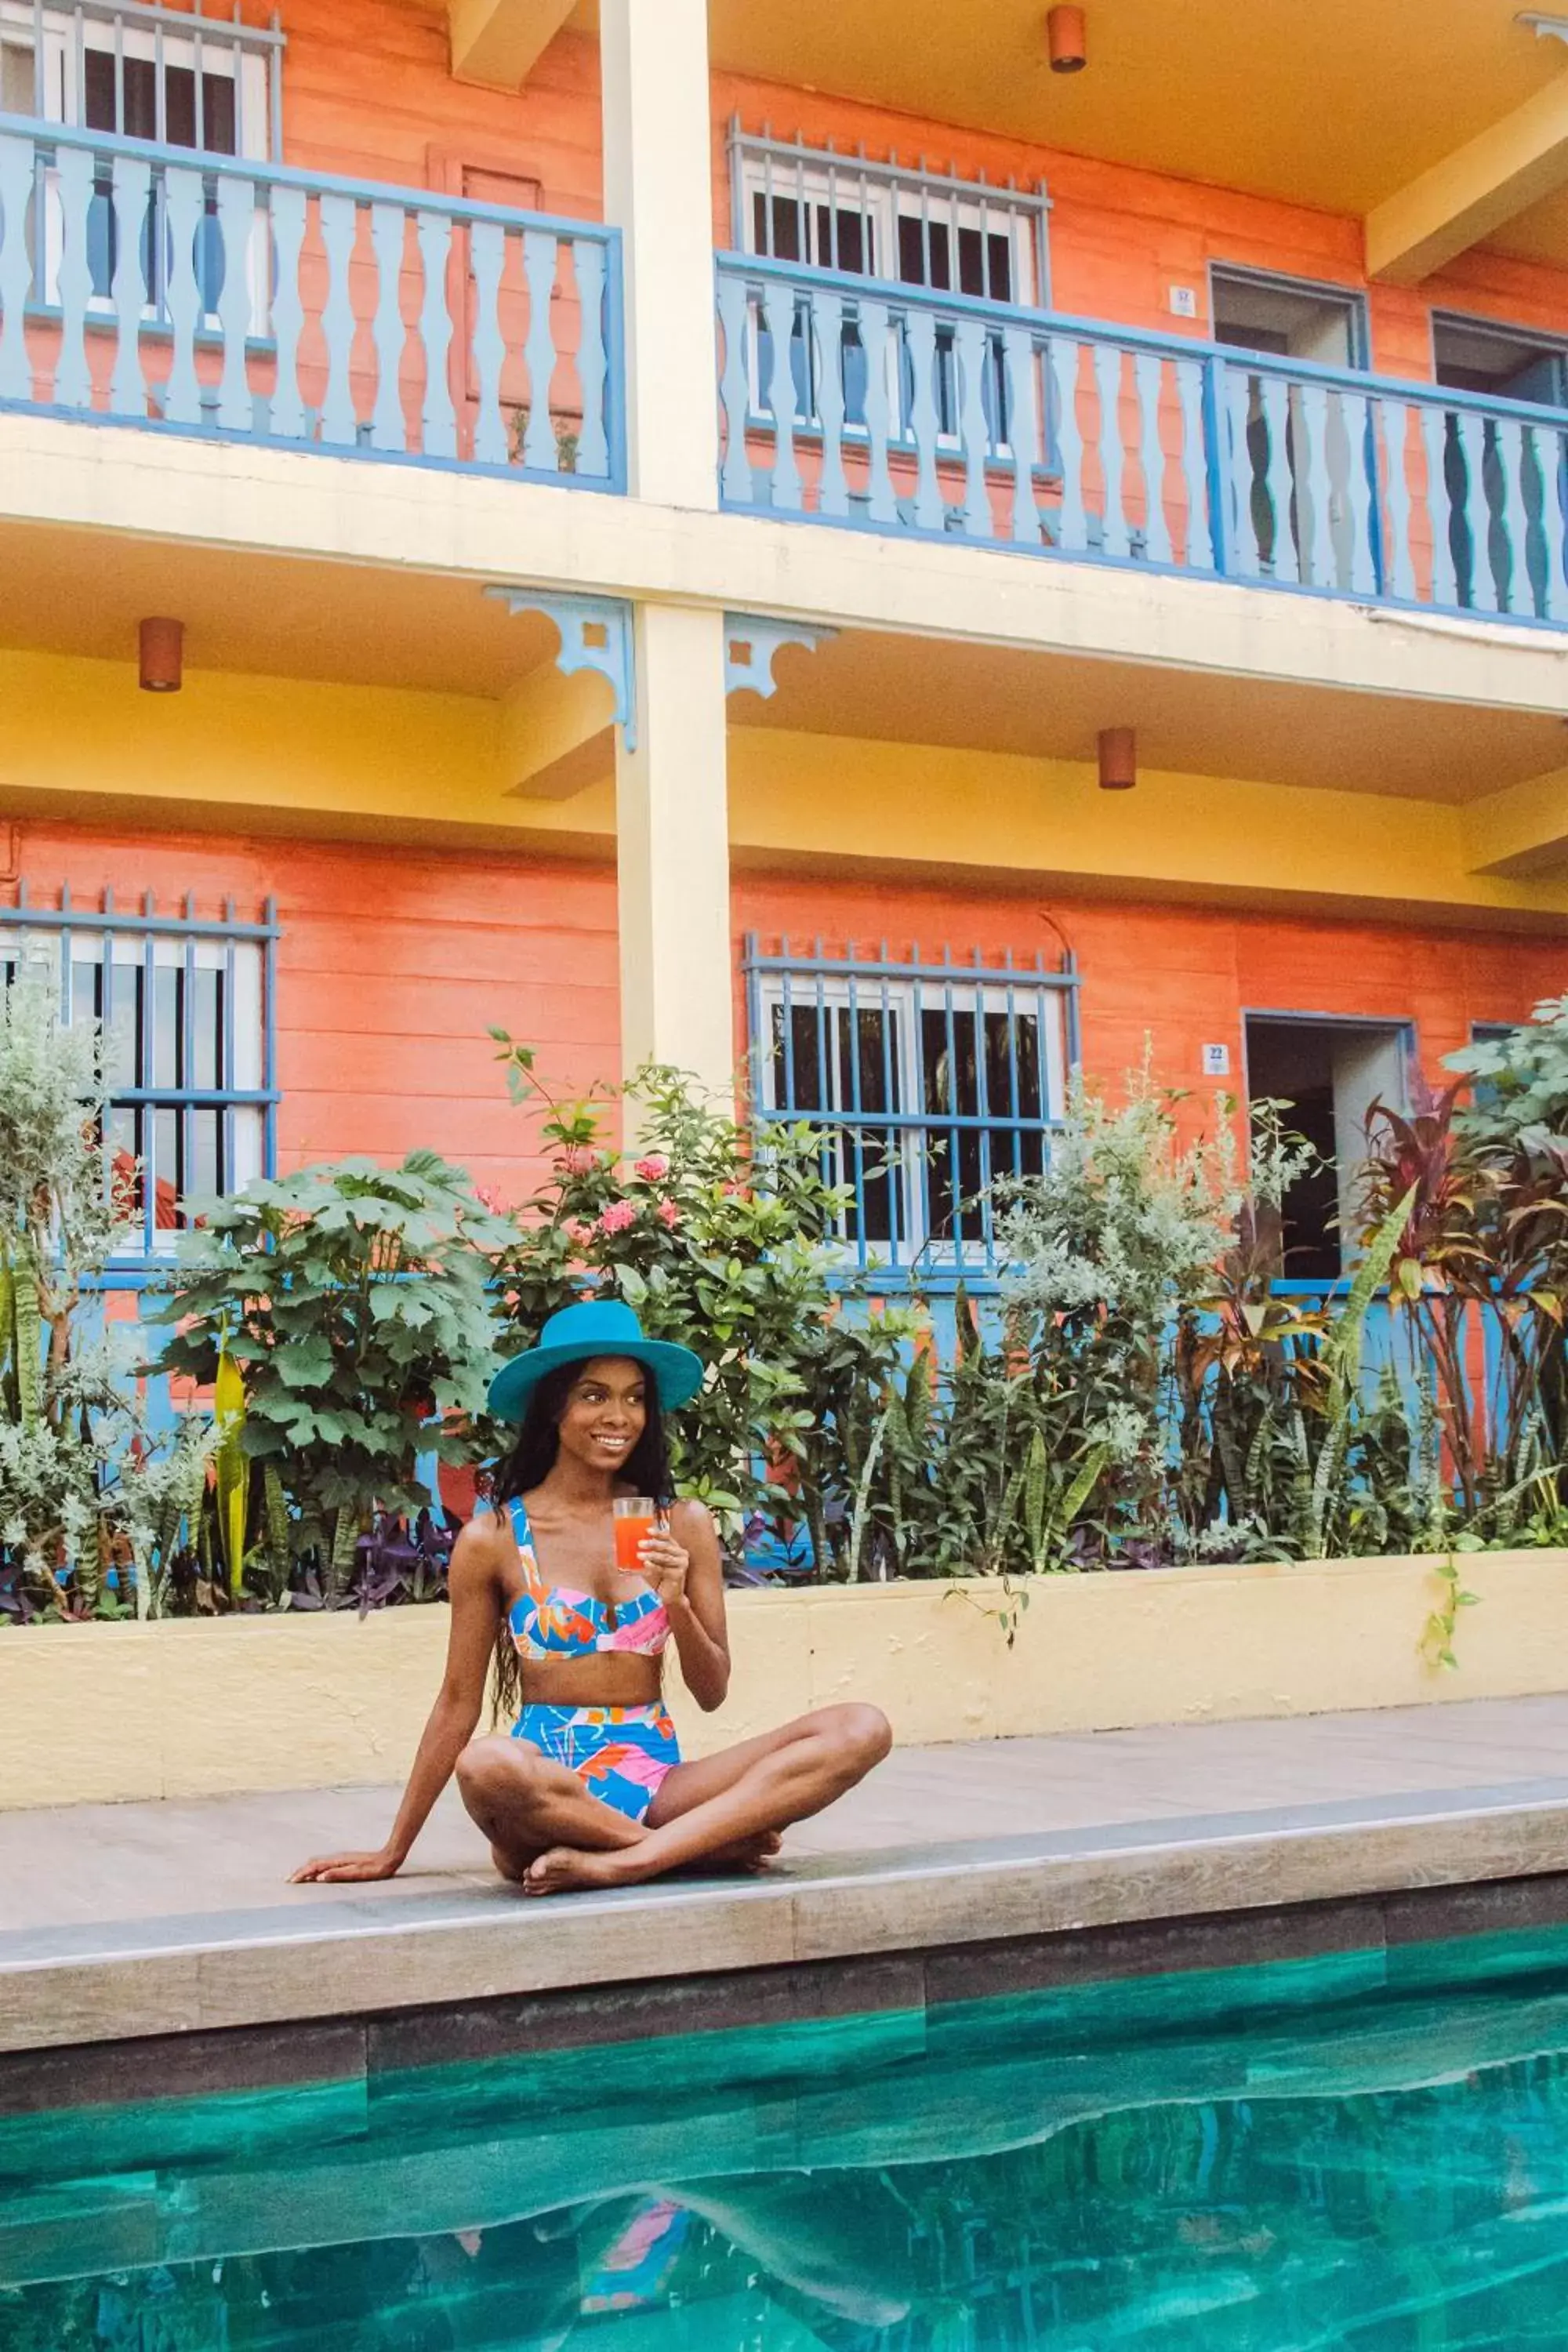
xmin=612 ymin=1496 xmax=658 ymax=1574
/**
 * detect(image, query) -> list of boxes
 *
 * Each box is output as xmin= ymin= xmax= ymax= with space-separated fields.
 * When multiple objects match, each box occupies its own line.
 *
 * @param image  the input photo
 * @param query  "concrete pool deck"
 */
xmin=6 ymin=1693 xmax=1568 ymax=2081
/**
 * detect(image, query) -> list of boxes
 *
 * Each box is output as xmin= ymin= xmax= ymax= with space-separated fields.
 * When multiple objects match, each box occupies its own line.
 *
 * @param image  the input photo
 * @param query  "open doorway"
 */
xmin=1430 ymin=314 xmax=1568 ymax=613
xmin=1243 ymin=1016 xmax=1410 ymax=1280
xmin=1211 ymin=267 xmax=1365 ymax=369
xmin=1210 ymin=268 xmax=1368 ymax=582
xmin=1432 ymin=314 xmax=1568 ymax=408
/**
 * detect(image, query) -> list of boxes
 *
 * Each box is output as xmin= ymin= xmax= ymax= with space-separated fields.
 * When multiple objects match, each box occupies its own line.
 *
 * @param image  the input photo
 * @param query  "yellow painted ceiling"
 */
xmin=701 ymin=0 xmax=1563 ymax=222
xmin=0 ymin=524 xmax=561 ymax=695
xmin=4 ymin=517 xmax=1566 ymax=802
xmin=568 ymin=0 xmax=1568 ymax=267
xmin=735 ymin=630 xmax=1568 ymax=806
xmin=1486 ymin=177 xmax=1568 ymax=266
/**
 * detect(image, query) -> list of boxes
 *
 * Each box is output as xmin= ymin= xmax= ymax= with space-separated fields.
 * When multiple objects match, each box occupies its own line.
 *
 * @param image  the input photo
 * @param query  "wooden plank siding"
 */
xmin=731 ymin=873 xmax=1568 ymax=1150
xmin=5 ymin=818 xmax=620 ymax=1203
xmin=8 ymin=820 xmax=1555 ymax=1213
xmin=709 ymin=69 xmax=1568 ymax=374
xmin=278 ymin=0 xmax=604 ymax=223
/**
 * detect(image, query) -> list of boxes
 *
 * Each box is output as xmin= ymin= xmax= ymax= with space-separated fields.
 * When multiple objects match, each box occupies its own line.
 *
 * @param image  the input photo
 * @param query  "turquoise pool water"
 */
xmin=9 ymin=1922 xmax=1568 ymax=2348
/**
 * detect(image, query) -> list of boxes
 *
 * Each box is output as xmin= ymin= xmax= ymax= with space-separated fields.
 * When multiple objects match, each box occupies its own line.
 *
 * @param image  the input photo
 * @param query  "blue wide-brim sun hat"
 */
xmin=487 ymin=1298 xmax=706 ymax=1425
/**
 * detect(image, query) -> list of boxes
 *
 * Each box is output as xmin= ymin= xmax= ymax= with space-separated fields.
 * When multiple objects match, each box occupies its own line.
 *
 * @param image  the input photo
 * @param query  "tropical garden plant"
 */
xmin=0 ymin=970 xmax=210 ymax=1622
xmin=994 ymin=1062 xmax=1239 ymax=1553
xmin=147 ymin=1153 xmax=517 ymax=1606
xmin=9 ymin=1000 xmax=1568 ymax=1628
xmin=488 ymin=1035 xmax=913 ymax=1554
xmin=1449 ymin=998 xmax=1568 ymax=1515
xmin=826 ymin=1080 xmax=1414 ymax=1580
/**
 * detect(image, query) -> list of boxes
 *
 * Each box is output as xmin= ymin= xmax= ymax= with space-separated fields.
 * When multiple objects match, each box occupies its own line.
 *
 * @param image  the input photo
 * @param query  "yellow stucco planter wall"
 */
xmin=3 ymin=1551 xmax=1566 ymax=1811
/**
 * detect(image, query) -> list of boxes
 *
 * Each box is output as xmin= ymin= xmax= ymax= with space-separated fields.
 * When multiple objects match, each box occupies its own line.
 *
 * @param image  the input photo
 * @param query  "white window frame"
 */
xmin=757 ymin=971 xmax=1068 ymax=1271
xmin=739 ymin=153 xmax=1042 ymax=310
xmin=4 ymin=2 xmax=274 ymax=332
xmin=0 ymin=2 xmax=271 ymax=155
xmin=1208 ymin=262 xmax=1369 ymax=372
xmin=736 ymin=140 xmax=1044 ymax=449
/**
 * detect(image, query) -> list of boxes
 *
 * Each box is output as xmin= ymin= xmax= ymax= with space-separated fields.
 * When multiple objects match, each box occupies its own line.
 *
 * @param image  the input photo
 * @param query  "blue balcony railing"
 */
xmin=716 ymin=251 xmax=1568 ymax=626
xmin=0 ymin=116 xmax=625 ymax=488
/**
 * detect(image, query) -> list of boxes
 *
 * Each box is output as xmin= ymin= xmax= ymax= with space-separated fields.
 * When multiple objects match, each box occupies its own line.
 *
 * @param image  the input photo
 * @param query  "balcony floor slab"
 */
xmin=8 ymin=412 xmax=1568 ymax=724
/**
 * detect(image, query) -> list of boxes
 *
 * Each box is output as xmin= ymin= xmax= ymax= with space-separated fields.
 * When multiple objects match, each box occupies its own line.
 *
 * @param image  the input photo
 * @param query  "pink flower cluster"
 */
xmin=572 ymin=1196 xmax=681 ymax=1239
xmin=556 ymin=1149 xmax=683 ymax=1246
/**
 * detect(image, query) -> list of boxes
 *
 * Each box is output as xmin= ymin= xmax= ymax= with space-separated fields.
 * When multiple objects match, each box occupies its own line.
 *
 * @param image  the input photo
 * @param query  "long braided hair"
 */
xmin=488 ymin=1357 xmax=676 ymax=1724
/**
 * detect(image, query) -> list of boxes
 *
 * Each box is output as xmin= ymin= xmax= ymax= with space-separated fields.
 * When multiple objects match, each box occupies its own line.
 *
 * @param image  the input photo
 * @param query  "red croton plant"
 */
xmin=1359 ymin=1077 xmax=1564 ymax=1520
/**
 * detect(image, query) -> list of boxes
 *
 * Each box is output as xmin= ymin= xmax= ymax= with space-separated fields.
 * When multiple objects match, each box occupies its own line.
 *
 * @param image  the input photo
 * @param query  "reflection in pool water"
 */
xmin=9 ymin=1922 xmax=1568 ymax=2347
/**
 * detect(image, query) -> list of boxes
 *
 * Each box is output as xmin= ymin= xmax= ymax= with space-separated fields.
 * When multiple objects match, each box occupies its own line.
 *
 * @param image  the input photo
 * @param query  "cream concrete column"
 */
xmin=599 ymin=0 xmax=720 ymax=509
xmin=616 ymin=602 xmax=735 ymax=1102
xmin=601 ymin=4 xmax=732 ymax=1101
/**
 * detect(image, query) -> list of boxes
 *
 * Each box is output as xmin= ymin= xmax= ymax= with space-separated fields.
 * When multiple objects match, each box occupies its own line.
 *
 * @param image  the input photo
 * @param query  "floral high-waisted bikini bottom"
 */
xmin=513 ymin=1702 xmax=681 ymax=1825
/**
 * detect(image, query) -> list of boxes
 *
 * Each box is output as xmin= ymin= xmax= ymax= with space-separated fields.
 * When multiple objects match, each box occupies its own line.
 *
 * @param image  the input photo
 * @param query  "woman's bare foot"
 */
xmin=524 ymin=1846 xmax=635 ymax=1896
xmin=678 ymin=1829 xmax=782 ymax=1875
xmin=522 ymin=1829 xmax=782 ymax=1897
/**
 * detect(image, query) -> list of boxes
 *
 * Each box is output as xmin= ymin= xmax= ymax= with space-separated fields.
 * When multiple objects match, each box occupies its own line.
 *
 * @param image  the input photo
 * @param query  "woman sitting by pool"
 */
xmin=293 ymin=1301 xmax=892 ymax=1897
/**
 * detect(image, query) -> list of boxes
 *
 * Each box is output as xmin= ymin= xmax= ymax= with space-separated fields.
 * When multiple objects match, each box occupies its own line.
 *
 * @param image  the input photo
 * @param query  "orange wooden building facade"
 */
xmin=5 ymin=0 xmax=1568 ymax=1279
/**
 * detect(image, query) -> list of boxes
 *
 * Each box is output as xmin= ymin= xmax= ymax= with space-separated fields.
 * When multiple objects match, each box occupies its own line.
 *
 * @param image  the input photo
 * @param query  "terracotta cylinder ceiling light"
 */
xmin=1047 ymin=5 xmax=1087 ymax=72
xmin=138 ymin=617 xmax=184 ymax=693
xmin=1098 ymin=726 xmax=1137 ymax=791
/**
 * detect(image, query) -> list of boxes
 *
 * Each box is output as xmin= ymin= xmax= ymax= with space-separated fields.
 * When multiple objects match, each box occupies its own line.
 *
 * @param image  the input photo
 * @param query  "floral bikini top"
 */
xmin=505 ymin=1496 xmax=670 ymax=1661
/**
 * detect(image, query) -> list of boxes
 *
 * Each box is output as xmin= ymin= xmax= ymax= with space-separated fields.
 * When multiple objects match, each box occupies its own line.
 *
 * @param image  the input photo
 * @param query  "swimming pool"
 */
xmin=8 ymin=1918 xmax=1568 ymax=2348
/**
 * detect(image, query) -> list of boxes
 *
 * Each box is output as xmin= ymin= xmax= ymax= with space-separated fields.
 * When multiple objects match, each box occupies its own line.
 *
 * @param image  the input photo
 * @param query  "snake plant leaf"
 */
xmin=213 ymin=1346 xmax=249 ymax=1600
xmin=12 ymin=1236 xmax=42 ymax=1433
xmin=0 ymin=1255 xmax=14 ymax=1421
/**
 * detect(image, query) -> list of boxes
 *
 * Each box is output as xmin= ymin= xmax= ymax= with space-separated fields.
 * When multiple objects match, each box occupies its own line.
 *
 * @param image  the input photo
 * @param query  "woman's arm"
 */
xmin=290 ymin=1519 xmax=505 ymax=1882
xmin=642 ymin=1500 xmax=731 ymax=1713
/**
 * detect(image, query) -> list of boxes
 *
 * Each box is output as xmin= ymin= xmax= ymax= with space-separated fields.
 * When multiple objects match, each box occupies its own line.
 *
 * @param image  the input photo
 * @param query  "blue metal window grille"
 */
xmin=0 ymin=881 xmax=278 ymax=1257
xmin=744 ymin=935 xmax=1080 ymax=1284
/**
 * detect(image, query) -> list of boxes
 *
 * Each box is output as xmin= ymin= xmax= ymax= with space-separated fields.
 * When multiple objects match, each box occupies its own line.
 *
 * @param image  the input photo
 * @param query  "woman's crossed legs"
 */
xmin=455 ymin=1704 xmax=891 ymax=1896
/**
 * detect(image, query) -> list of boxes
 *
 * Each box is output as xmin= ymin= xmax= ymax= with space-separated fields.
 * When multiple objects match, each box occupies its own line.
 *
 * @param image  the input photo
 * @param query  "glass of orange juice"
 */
xmin=612 ymin=1495 xmax=658 ymax=1574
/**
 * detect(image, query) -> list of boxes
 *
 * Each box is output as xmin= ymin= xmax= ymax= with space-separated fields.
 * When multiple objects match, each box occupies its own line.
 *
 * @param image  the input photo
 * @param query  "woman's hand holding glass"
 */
xmin=638 ymin=1519 xmax=690 ymax=1612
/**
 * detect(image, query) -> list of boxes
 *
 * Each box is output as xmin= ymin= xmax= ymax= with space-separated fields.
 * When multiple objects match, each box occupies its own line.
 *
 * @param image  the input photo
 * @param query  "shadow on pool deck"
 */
xmin=6 ymin=1694 xmax=1568 ymax=2066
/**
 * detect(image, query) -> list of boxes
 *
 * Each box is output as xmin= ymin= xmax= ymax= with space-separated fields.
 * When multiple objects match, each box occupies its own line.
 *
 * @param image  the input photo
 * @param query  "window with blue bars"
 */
xmin=745 ymin=935 xmax=1078 ymax=1283
xmin=0 ymin=883 xmax=278 ymax=1258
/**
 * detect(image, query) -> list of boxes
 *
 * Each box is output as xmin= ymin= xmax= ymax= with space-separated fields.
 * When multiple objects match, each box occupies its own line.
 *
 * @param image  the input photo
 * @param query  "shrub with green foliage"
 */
xmin=1451 ymin=995 xmax=1568 ymax=1483
xmin=13 ymin=1001 xmax=1568 ymax=1632
xmin=996 ymin=1062 xmax=1237 ymax=1541
xmin=0 ymin=971 xmax=209 ymax=1621
xmin=149 ymin=1152 xmax=516 ymax=1600
xmin=489 ymin=1037 xmax=913 ymax=1547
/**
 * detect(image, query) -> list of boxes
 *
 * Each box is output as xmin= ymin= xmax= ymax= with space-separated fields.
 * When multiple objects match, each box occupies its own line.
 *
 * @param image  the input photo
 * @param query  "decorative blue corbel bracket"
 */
xmin=486 ymin=588 xmax=637 ymax=748
xmin=723 ymin=612 xmax=837 ymax=702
